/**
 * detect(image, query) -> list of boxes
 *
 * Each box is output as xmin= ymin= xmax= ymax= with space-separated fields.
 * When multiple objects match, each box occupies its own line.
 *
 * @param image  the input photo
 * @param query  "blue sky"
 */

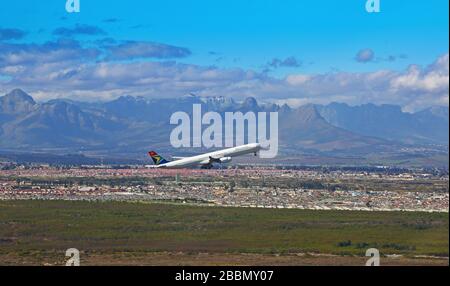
xmin=0 ymin=0 xmax=448 ymax=111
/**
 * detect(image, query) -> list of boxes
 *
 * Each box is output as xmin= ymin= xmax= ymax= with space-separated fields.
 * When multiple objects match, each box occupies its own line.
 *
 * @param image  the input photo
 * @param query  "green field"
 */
xmin=0 ymin=200 xmax=448 ymax=265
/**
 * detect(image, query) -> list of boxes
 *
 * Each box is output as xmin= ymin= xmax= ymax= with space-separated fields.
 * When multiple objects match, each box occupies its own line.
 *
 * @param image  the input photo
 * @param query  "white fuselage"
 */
xmin=157 ymin=143 xmax=262 ymax=168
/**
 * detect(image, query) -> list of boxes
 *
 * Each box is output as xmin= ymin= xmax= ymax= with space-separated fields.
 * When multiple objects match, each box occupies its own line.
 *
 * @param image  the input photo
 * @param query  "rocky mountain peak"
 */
xmin=0 ymin=89 xmax=36 ymax=114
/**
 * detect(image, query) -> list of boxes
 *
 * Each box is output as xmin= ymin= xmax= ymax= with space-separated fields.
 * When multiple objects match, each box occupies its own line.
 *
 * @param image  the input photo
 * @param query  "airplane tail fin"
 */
xmin=148 ymin=151 xmax=170 ymax=165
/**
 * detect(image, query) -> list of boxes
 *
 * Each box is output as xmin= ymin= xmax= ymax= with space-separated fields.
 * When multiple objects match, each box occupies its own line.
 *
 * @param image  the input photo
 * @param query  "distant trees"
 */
xmin=239 ymin=180 xmax=248 ymax=188
xmin=229 ymin=181 xmax=236 ymax=192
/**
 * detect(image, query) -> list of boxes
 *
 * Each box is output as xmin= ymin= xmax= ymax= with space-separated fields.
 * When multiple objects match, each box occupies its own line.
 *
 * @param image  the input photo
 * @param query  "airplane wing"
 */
xmin=209 ymin=156 xmax=222 ymax=163
xmin=199 ymin=156 xmax=228 ymax=165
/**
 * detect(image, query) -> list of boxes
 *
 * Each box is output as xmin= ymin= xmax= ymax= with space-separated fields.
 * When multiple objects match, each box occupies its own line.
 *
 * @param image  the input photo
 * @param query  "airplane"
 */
xmin=146 ymin=143 xmax=266 ymax=169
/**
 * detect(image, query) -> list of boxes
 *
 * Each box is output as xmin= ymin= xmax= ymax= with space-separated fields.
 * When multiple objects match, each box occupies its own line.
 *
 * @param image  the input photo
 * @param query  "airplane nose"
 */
xmin=259 ymin=142 xmax=270 ymax=150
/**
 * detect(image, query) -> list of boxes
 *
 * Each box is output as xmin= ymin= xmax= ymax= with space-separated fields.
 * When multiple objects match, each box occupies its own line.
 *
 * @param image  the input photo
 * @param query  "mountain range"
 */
xmin=316 ymin=102 xmax=449 ymax=145
xmin=0 ymin=89 xmax=448 ymax=167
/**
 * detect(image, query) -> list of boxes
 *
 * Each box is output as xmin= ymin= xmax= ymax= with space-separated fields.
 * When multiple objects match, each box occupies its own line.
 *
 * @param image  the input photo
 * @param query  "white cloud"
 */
xmin=355 ymin=48 xmax=375 ymax=63
xmin=103 ymin=41 xmax=191 ymax=60
xmin=0 ymin=38 xmax=448 ymax=112
xmin=286 ymin=74 xmax=311 ymax=85
xmin=391 ymin=55 xmax=449 ymax=93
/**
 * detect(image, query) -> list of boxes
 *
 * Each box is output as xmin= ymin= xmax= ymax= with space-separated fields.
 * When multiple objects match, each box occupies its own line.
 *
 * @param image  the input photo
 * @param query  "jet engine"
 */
xmin=219 ymin=157 xmax=232 ymax=163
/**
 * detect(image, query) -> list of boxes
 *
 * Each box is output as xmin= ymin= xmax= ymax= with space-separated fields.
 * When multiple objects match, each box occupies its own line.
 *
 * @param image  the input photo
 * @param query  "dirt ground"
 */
xmin=1 ymin=251 xmax=448 ymax=266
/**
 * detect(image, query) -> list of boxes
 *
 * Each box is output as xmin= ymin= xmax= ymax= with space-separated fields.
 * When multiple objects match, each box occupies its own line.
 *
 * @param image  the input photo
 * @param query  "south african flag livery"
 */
xmin=148 ymin=151 xmax=170 ymax=165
